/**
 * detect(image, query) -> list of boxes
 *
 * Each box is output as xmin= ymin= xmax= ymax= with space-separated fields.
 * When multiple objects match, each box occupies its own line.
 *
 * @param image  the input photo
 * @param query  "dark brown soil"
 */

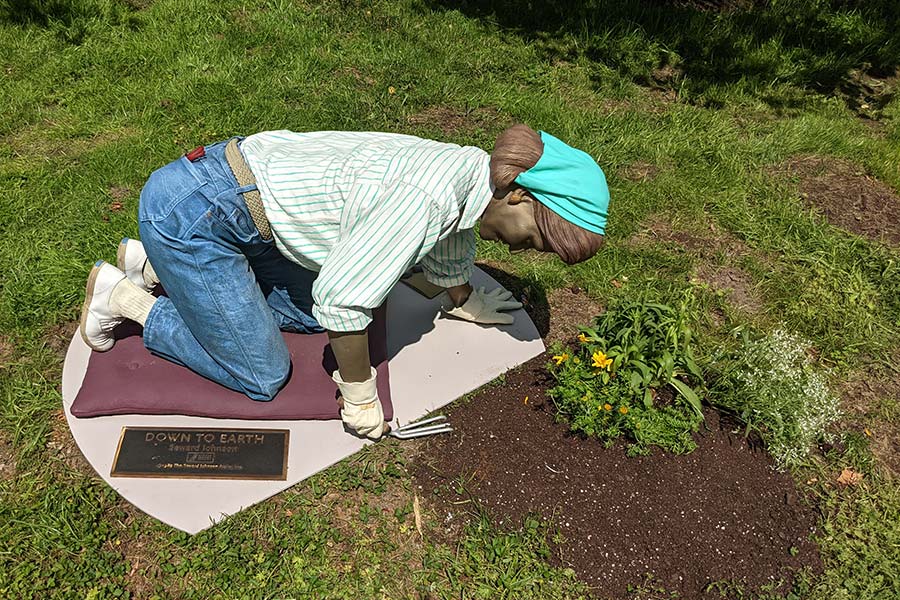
xmin=413 ymin=357 xmax=822 ymax=598
xmin=780 ymin=155 xmax=900 ymax=247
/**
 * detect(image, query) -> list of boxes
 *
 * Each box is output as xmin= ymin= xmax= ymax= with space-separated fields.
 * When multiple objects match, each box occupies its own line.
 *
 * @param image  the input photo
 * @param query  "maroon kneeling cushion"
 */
xmin=71 ymin=307 xmax=391 ymax=421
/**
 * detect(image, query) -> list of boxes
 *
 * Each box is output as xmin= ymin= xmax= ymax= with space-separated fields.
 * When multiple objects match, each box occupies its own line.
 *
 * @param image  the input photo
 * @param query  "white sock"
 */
xmin=110 ymin=278 xmax=156 ymax=326
xmin=142 ymin=259 xmax=159 ymax=288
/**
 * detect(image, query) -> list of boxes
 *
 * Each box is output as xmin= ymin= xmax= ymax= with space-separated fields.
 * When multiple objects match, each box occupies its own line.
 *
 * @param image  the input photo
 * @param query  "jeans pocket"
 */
xmin=207 ymin=188 xmax=266 ymax=246
xmin=138 ymin=157 xmax=207 ymax=222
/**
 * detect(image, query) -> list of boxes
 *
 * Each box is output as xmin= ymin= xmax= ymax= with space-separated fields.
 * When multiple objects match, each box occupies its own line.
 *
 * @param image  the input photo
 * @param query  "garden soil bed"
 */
xmin=412 ymin=356 xmax=822 ymax=599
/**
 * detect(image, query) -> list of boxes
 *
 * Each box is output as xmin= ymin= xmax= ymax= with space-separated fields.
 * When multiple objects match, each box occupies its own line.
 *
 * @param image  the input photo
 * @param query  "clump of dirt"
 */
xmin=42 ymin=321 xmax=77 ymax=381
xmin=778 ymin=155 xmax=900 ymax=246
xmin=0 ymin=334 xmax=14 ymax=371
xmin=633 ymin=63 xmax=684 ymax=104
xmin=407 ymin=106 xmax=509 ymax=136
xmin=691 ymin=264 xmax=762 ymax=314
xmin=840 ymin=374 xmax=900 ymax=477
xmin=618 ymin=161 xmax=661 ymax=183
xmin=336 ymin=65 xmax=376 ymax=88
xmin=108 ymin=185 xmax=130 ymax=213
xmin=413 ymin=357 xmax=822 ymax=598
xmin=839 ymin=68 xmax=897 ymax=120
xmin=44 ymin=321 xmax=76 ymax=355
xmin=629 ymin=214 xmax=751 ymax=260
xmin=108 ymin=185 xmax=131 ymax=201
xmin=650 ymin=64 xmax=682 ymax=85
xmin=0 ymin=429 xmax=16 ymax=481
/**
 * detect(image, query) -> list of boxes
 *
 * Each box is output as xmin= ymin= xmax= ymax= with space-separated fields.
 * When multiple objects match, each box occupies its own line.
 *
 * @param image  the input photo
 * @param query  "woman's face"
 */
xmin=478 ymin=189 xmax=546 ymax=252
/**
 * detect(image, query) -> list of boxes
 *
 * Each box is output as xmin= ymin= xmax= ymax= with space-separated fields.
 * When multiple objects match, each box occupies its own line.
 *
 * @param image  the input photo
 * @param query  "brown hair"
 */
xmin=490 ymin=124 xmax=605 ymax=265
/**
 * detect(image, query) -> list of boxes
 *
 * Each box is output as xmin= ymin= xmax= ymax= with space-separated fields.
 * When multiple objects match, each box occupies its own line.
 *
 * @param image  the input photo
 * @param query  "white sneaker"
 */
xmin=116 ymin=237 xmax=155 ymax=291
xmin=79 ymin=261 xmax=126 ymax=352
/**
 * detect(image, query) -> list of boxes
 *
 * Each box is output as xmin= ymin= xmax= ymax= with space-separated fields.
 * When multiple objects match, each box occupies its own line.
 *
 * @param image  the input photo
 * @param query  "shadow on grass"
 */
xmin=425 ymin=0 xmax=900 ymax=109
xmin=0 ymin=0 xmax=141 ymax=43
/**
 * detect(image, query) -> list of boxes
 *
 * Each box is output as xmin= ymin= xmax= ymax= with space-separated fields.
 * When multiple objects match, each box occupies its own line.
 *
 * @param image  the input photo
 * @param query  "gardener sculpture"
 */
xmin=79 ymin=124 xmax=610 ymax=439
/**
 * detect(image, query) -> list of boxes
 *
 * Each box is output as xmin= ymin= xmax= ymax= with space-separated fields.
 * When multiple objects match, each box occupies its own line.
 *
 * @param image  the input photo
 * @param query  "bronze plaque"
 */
xmin=401 ymin=271 xmax=445 ymax=299
xmin=111 ymin=427 xmax=289 ymax=480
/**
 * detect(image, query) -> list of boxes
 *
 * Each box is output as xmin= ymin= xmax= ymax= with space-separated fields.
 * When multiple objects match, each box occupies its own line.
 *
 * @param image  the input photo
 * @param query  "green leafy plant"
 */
xmin=579 ymin=298 xmax=704 ymax=414
xmin=547 ymin=296 xmax=705 ymax=454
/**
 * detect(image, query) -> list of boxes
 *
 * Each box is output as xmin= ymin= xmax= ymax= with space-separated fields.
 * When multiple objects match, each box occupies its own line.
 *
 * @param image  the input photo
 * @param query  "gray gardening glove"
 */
xmin=332 ymin=367 xmax=385 ymax=440
xmin=442 ymin=286 xmax=523 ymax=325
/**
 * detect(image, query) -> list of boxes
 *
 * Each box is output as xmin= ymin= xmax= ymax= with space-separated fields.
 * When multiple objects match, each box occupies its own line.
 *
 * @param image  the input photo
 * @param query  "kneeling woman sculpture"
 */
xmin=79 ymin=124 xmax=610 ymax=439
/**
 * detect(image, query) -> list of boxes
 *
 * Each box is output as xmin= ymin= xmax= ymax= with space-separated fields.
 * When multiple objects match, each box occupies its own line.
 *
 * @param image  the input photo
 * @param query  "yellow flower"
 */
xmin=592 ymin=351 xmax=612 ymax=370
xmin=573 ymin=357 xmax=580 ymax=364
xmin=577 ymin=333 xmax=588 ymax=343
xmin=552 ymin=353 xmax=569 ymax=365
xmin=603 ymin=403 xmax=612 ymax=411
xmin=619 ymin=406 xmax=628 ymax=415
xmin=388 ymin=86 xmax=396 ymax=94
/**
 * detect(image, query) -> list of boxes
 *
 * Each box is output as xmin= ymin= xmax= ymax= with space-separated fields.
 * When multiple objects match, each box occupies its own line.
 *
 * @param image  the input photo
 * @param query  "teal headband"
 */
xmin=513 ymin=131 xmax=609 ymax=235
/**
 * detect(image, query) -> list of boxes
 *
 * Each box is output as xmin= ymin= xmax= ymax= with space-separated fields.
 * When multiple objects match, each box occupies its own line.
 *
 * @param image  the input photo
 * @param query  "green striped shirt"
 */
xmin=240 ymin=130 xmax=492 ymax=332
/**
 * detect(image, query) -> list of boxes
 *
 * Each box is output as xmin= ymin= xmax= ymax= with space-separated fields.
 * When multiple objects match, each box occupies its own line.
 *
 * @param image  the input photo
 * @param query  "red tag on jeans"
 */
xmin=185 ymin=146 xmax=205 ymax=162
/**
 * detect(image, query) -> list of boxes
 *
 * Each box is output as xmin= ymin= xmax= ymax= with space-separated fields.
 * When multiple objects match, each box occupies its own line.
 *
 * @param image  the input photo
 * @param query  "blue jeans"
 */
xmin=138 ymin=139 xmax=323 ymax=401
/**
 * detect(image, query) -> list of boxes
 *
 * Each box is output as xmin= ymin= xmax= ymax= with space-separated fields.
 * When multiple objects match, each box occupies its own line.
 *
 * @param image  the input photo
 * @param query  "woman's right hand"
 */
xmin=332 ymin=367 xmax=385 ymax=440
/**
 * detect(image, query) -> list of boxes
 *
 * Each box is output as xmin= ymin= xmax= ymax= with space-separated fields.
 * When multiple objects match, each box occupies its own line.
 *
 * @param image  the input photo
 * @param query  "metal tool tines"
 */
xmin=389 ymin=415 xmax=452 ymax=439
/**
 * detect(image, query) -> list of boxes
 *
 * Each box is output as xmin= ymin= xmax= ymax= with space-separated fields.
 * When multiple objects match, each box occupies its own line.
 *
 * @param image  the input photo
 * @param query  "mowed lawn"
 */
xmin=1 ymin=1 xmax=898 ymax=598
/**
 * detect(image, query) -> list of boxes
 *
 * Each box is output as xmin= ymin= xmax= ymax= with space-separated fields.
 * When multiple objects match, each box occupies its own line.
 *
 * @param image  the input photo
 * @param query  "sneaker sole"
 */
xmin=79 ymin=261 xmax=108 ymax=352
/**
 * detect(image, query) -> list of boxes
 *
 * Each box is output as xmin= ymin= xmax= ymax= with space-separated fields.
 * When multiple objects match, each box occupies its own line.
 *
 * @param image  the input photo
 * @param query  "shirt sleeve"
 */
xmin=420 ymin=229 xmax=475 ymax=288
xmin=312 ymin=182 xmax=436 ymax=332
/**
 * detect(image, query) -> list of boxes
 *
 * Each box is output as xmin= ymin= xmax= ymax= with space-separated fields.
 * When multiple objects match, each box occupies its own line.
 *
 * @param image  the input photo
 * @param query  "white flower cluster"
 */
xmin=736 ymin=329 xmax=842 ymax=469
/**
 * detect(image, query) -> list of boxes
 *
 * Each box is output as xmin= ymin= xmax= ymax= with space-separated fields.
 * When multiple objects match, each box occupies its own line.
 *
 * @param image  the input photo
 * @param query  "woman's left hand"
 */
xmin=442 ymin=286 xmax=522 ymax=325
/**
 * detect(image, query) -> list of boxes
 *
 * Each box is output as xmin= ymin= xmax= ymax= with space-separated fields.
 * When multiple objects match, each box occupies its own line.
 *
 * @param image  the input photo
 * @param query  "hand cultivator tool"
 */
xmin=388 ymin=415 xmax=453 ymax=439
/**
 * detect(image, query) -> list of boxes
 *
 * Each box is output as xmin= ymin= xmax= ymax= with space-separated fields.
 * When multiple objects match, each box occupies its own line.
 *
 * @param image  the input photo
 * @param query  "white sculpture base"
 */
xmin=62 ymin=267 xmax=544 ymax=533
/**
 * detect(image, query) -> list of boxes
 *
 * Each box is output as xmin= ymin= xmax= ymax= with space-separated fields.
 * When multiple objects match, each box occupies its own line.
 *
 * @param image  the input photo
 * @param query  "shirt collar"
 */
xmin=458 ymin=151 xmax=493 ymax=230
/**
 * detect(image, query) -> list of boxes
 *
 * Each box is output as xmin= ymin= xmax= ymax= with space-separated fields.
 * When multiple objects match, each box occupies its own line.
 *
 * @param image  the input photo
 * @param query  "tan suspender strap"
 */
xmin=224 ymin=138 xmax=273 ymax=241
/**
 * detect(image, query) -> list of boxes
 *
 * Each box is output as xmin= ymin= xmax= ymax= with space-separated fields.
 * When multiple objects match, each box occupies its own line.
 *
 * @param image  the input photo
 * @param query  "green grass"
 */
xmin=1 ymin=0 xmax=899 ymax=598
